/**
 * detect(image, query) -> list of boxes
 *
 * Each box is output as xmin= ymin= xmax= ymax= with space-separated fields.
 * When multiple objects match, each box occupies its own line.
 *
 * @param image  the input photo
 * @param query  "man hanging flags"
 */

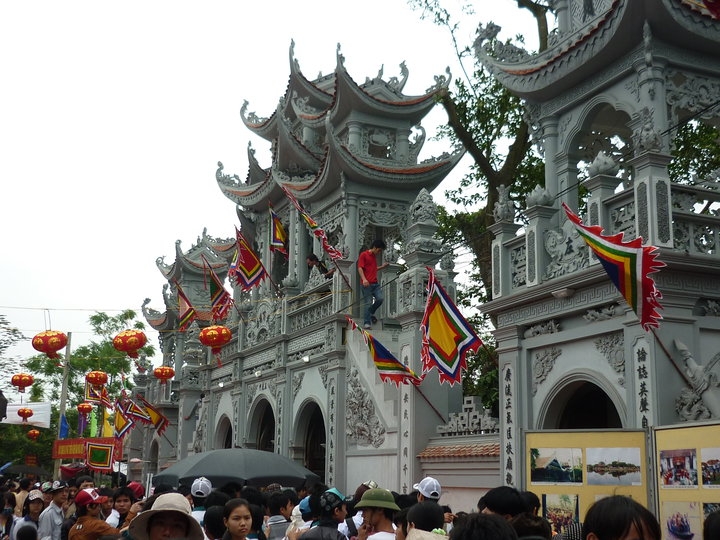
xmin=201 ymin=255 xmax=234 ymax=321
xmin=346 ymin=316 xmax=423 ymax=386
xmin=175 ymin=282 xmax=197 ymax=331
xmin=229 ymin=228 xmax=268 ymax=291
xmin=562 ymin=203 xmax=665 ymax=330
xmin=420 ymin=267 xmax=482 ymax=385
xmin=269 ymin=203 xmax=288 ymax=257
xmin=280 ymin=185 xmax=344 ymax=260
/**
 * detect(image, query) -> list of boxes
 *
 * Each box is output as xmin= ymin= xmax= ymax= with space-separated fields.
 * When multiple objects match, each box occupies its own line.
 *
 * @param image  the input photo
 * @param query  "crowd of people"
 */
xmin=2 ymin=473 xmax=719 ymax=540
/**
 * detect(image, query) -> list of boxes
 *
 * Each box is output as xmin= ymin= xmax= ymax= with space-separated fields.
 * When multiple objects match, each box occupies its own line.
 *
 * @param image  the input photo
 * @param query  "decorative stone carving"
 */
xmin=594 ymin=332 xmax=625 ymax=383
xmin=583 ymin=304 xmax=617 ymax=322
xmin=246 ymin=301 xmax=280 ymax=347
xmin=587 ymin=151 xmax=620 ymax=177
xmin=319 ymin=365 xmax=329 ymax=389
xmin=437 ymin=396 xmax=498 ymax=435
xmin=192 ymin=399 xmax=208 ymax=454
xmin=410 ymin=188 xmax=438 ymax=225
xmin=439 ymin=252 xmax=455 ymax=272
xmin=345 ymin=367 xmax=385 ymax=447
xmin=525 ymin=185 xmax=553 ymax=207
xmin=523 ymin=320 xmax=560 ymax=338
xmin=544 ymin=219 xmax=589 ymax=279
xmin=632 ymin=107 xmax=663 ymax=155
xmin=675 ymin=340 xmax=720 ymax=420
xmin=700 ymin=299 xmax=720 ymax=317
xmin=532 ymin=347 xmax=561 ymax=395
xmin=493 ymin=185 xmax=515 ymax=223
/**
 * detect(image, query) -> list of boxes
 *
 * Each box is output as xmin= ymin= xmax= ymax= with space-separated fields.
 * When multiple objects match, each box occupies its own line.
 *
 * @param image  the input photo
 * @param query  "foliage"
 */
xmin=25 ymin=310 xmax=154 ymax=427
xmin=669 ymin=121 xmax=720 ymax=182
xmin=0 ymin=315 xmax=27 ymax=394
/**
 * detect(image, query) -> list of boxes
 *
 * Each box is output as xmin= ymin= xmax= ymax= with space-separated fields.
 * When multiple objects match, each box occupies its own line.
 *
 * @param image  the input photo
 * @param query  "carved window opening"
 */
xmin=367 ymin=128 xmax=395 ymax=159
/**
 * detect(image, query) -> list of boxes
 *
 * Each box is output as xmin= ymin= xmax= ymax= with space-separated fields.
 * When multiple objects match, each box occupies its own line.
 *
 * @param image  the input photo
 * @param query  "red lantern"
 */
xmin=199 ymin=325 xmax=232 ymax=366
xmin=17 ymin=407 xmax=33 ymax=423
xmin=86 ymin=370 xmax=108 ymax=388
xmin=77 ymin=402 xmax=93 ymax=417
xmin=112 ymin=329 xmax=148 ymax=359
xmin=153 ymin=366 xmax=175 ymax=384
xmin=11 ymin=373 xmax=34 ymax=393
xmin=27 ymin=429 xmax=40 ymax=441
xmin=31 ymin=331 xmax=68 ymax=359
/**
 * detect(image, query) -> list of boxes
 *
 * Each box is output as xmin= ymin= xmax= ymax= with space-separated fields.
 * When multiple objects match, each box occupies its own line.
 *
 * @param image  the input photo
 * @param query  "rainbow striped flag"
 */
xmin=562 ymin=203 xmax=665 ymax=330
xmin=229 ymin=228 xmax=267 ymax=291
xmin=269 ymin=203 xmax=288 ymax=257
xmin=346 ymin=317 xmax=423 ymax=386
xmin=420 ymin=267 xmax=482 ymax=385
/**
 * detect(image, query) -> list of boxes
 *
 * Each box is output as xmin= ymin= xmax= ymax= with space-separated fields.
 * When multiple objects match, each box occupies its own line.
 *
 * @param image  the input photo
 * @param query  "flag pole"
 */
xmin=650 ymin=328 xmax=691 ymax=386
xmin=53 ymin=332 xmax=72 ymax=479
xmin=413 ymin=385 xmax=447 ymax=424
xmin=330 ymin=259 xmax=353 ymax=293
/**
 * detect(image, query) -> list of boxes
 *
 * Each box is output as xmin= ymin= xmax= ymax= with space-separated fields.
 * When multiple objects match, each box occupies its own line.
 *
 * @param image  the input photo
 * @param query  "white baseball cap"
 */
xmin=413 ymin=477 xmax=441 ymax=499
xmin=191 ymin=476 xmax=212 ymax=497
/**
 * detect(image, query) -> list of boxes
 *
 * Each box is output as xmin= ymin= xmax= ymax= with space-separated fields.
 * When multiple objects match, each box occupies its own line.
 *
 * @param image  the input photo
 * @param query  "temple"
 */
xmin=129 ymin=42 xmax=490 ymax=501
xmin=474 ymin=0 xmax=720 ymax=487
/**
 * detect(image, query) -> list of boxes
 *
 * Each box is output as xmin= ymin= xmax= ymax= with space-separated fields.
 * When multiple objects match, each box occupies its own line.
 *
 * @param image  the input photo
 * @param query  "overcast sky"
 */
xmin=0 ymin=1 xmax=538 ymax=381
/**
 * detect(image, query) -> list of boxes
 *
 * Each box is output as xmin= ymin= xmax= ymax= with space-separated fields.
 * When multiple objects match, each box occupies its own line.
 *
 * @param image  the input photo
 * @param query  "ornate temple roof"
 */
xmin=222 ymin=42 xmax=462 ymax=210
xmin=156 ymin=233 xmax=230 ymax=281
xmin=474 ymin=0 xmax=720 ymax=103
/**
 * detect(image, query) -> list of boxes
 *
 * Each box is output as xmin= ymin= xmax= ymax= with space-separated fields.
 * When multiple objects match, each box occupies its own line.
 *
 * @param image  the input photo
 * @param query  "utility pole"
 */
xmin=53 ymin=332 xmax=72 ymax=479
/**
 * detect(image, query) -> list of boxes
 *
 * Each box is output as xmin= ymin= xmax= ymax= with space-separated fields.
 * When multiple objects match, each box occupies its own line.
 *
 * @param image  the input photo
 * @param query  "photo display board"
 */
xmin=655 ymin=422 xmax=720 ymax=540
xmin=525 ymin=430 xmax=648 ymax=535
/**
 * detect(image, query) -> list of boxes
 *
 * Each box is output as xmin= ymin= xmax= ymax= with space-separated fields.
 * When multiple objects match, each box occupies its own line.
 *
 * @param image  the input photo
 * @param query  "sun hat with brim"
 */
xmin=128 ymin=492 xmax=204 ymax=540
xmin=353 ymin=488 xmax=400 ymax=511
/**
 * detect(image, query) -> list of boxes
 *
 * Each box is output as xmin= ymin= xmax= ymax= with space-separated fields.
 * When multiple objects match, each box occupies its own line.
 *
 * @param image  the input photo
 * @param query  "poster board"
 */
xmin=654 ymin=421 xmax=720 ymax=540
xmin=525 ymin=430 xmax=648 ymax=535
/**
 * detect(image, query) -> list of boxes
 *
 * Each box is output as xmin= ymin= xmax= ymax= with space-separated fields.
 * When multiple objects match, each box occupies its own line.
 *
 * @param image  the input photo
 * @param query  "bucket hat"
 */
xmin=353 ymin=488 xmax=400 ymax=511
xmin=128 ymin=492 xmax=204 ymax=540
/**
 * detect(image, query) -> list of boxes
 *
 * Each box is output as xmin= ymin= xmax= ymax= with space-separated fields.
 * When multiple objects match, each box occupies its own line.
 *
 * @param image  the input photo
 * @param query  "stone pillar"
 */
xmin=540 ymin=116 xmax=559 ymax=199
xmin=348 ymin=122 xmax=362 ymax=152
xmin=490 ymin=222 xmax=522 ymax=298
xmin=524 ymin=205 xmax=556 ymax=287
xmin=629 ymin=152 xmax=673 ymax=248
xmin=552 ymin=0 xmax=569 ymax=34
xmin=496 ymin=324 xmax=523 ymax=487
xmin=395 ymin=128 xmax=410 ymax=163
xmin=557 ymin=161 xmax=579 ymax=211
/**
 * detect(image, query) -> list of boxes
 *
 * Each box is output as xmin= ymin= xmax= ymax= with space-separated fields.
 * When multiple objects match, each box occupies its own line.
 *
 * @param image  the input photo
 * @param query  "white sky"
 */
xmin=0 ymin=1 xmax=538 ymax=377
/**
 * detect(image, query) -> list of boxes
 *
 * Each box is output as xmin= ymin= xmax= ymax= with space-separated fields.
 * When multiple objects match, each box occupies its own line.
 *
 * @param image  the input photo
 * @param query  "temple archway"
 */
xmin=247 ymin=398 xmax=276 ymax=451
xmin=541 ymin=380 xmax=623 ymax=429
xmin=293 ymin=400 xmax=326 ymax=482
xmin=215 ymin=414 xmax=233 ymax=449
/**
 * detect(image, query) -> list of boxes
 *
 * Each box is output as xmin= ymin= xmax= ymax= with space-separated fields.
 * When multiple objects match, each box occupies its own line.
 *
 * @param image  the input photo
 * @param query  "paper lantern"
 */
xmin=153 ymin=366 xmax=175 ymax=384
xmin=86 ymin=370 xmax=108 ymax=387
xmin=77 ymin=402 xmax=93 ymax=416
xmin=32 ymin=331 xmax=68 ymax=360
xmin=11 ymin=373 xmax=34 ymax=393
xmin=27 ymin=429 xmax=40 ymax=441
xmin=112 ymin=330 xmax=148 ymax=359
xmin=17 ymin=407 xmax=33 ymax=423
xmin=199 ymin=324 xmax=232 ymax=366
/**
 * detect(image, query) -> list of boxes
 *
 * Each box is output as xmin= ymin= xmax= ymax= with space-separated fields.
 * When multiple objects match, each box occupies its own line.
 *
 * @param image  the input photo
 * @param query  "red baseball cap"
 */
xmin=75 ymin=488 xmax=108 ymax=507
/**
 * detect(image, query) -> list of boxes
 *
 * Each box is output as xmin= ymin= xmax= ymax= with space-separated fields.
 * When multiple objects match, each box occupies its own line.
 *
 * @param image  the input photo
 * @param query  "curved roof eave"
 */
xmin=240 ymin=100 xmax=279 ymax=141
xmin=333 ymin=62 xmax=443 ymax=122
xmin=275 ymin=115 xmax=323 ymax=170
xmin=246 ymin=142 xmax=269 ymax=184
xmin=272 ymin=167 xmax=323 ymax=203
xmin=290 ymin=91 xmax=331 ymax=130
xmin=325 ymin=131 xmax=465 ymax=192
xmin=288 ymin=39 xmax=335 ymax=105
xmin=216 ymin=161 xmax=275 ymax=209
xmin=475 ymin=0 xmax=636 ymax=102
xmin=651 ymin=0 xmax=720 ymax=54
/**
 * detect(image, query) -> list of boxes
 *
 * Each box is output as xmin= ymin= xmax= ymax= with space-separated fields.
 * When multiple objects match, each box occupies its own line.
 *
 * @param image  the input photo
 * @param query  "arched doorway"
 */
xmin=246 ymin=398 xmax=276 ymax=451
xmin=215 ymin=415 xmax=233 ymax=449
xmin=294 ymin=401 xmax=326 ymax=482
xmin=542 ymin=380 xmax=622 ymax=429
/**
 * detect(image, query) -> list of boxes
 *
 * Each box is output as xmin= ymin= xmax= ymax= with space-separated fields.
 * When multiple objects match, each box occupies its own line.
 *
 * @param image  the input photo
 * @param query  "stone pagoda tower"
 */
xmin=475 ymin=0 xmax=720 ymax=487
xmin=135 ymin=42 xmax=467 ymax=494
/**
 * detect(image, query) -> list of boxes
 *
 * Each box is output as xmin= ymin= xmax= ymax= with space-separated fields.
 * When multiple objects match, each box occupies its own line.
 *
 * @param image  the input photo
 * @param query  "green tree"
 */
xmin=0 ymin=315 xmax=27 ymax=394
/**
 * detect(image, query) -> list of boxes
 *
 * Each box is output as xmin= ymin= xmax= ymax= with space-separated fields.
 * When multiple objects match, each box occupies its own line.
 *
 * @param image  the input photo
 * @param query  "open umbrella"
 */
xmin=152 ymin=449 xmax=320 ymax=489
xmin=6 ymin=464 xmax=51 ymax=477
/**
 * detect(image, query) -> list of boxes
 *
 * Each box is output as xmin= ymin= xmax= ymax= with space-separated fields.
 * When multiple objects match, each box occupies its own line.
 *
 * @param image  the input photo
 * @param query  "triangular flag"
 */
xmin=175 ymin=282 xmax=197 ymax=332
xmin=137 ymin=396 xmax=170 ymax=436
xmin=346 ymin=316 xmax=423 ymax=387
xmin=420 ymin=267 xmax=482 ymax=385
xmin=562 ymin=203 xmax=665 ymax=331
xmin=230 ymin=228 xmax=267 ymax=291
xmin=124 ymin=399 xmax=152 ymax=424
xmin=202 ymin=255 xmax=234 ymax=321
xmin=113 ymin=401 xmax=134 ymax=439
xmin=281 ymin=185 xmax=344 ymax=260
xmin=269 ymin=203 xmax=288 ymax=257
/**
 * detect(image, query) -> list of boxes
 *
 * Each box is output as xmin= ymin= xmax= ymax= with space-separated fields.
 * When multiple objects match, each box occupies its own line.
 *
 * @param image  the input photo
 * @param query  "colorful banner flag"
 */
xmin=101 ymin=407 xmax=113 ymax=438
xmin=77 ymin=412 xmax=88 ymax=437
xmin=562 ymin=203 xmax=665 ymax=330
xmin=269 ymin=203 xmax=288 ymax=257
xmin=281 ymin=185 xmax=344 ymax=260
xmin=86 ymin=440 xmax=114 ymax=472
xmin=346 ymin=316 xmax=423 ymax=386
xmin=124 ymin=399 xmax=152 ymax=424
xmin=137 ymin=396 xmax=170 ymax=436
xmin=420 ymin=267 xmax=482 ymax=385
xmin=113 ymin=401 xmax=134 ymax=439
xmin=175 ymin=282 xmax=197 ymax=331
xmin=230 ymin=228 xmax=267 ymax=291
xmin=201 ymin=255 xmax=234 ymax=321
xmin=59 ymin=413 xmax=69 ymax=439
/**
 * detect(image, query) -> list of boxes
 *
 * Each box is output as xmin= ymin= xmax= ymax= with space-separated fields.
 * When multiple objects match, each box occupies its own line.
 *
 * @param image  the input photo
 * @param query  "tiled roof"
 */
xmin=418 ymin=442 xmax=500 ymax=459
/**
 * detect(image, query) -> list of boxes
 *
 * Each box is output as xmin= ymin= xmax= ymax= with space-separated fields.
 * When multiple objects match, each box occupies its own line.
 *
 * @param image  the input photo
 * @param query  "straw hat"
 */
xmin=128 ymin=493 xmax=204 ymax=540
